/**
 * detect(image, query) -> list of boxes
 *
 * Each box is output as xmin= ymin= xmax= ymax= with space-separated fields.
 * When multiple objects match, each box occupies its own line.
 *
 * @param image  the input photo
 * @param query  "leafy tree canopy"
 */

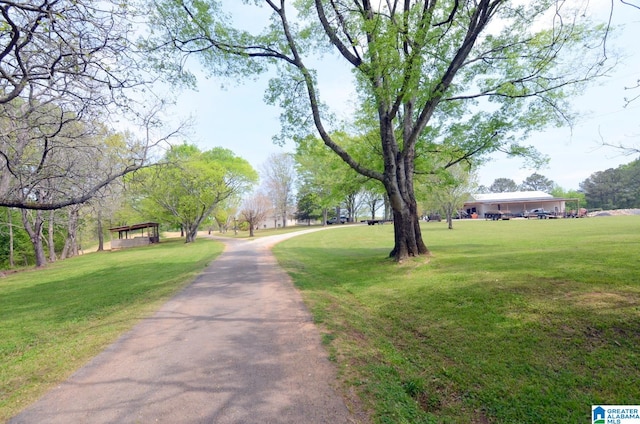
xmin=130 ymin=144 xmax=257 ymax=242
xmin=580 ymin=157 xmax=640 ymax=209
xmin=489 ymin=178 xmax=518 ymax=193
xmin=520 ymin=173 xmax=556 ymax=193
xmin=146 ymin=0 xmax=611 ymax=260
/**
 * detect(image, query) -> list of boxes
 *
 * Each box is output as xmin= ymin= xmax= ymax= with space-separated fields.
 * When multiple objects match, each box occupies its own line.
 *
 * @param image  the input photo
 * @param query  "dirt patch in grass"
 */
xmin=566 ymin=291 xmax=637 ymax=310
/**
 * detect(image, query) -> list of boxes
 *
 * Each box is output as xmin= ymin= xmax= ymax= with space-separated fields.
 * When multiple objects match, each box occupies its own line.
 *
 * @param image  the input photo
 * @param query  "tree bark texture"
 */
xmin=97 ymin=209 xmax=104 ymax=251
xmin=48 ymin=210 xmax=56 ymax=262
xmin=385 ymin=175 xmax=429 ymax=259
xmin=7 ymin=208 xmax=14 ymax=268
xmin=61 ymin=207 xmax=79 ymax=259
xmin=185 ymin=223 xmax=198 ymax=243
xmin=21 ymin=209 xmax=46 ymax=267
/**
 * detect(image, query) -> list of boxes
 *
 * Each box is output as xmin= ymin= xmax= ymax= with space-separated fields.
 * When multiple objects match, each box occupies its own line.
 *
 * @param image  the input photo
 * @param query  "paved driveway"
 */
xmin=10 ymin=229 xmax=356 ymax=424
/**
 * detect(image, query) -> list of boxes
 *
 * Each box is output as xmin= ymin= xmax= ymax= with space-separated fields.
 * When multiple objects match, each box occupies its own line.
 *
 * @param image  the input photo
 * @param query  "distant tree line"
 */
xmin=580 ymin=158 xmax=640 ymax=210
xmin=477 ymin=173 xmax=557 ymax=194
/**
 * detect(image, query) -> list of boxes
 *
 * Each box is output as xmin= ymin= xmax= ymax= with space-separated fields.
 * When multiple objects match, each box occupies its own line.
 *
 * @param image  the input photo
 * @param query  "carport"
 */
xmin=109 ymin=222 xmax=160 ymax=249
xmin=463 ymin=191 xmax=576 ymax=218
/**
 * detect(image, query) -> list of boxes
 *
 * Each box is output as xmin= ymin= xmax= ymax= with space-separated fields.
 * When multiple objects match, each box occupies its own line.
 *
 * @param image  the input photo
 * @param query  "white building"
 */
xmin=258 ymin=214 xmax=298 ymax=229
xmin=463 ymin=191 xmax=580 ymax=219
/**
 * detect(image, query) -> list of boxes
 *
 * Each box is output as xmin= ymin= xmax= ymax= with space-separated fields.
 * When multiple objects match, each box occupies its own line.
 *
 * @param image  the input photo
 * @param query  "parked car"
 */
xmin=526 ymin=208 xmax=552 ymax=219
xmin=327 ymin=216 xmax=347 ymax=224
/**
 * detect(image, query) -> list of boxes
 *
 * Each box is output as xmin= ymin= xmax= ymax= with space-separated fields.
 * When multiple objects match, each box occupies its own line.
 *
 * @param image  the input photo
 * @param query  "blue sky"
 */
xmin=170 ymin=2 xmax=640 ymax=191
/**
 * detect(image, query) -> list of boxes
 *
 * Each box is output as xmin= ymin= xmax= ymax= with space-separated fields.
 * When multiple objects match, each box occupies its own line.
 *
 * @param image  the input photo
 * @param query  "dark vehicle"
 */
xmin=526 ymin=208 xmax=553 ymax=219
xmin=327 ymin=216 xmax=347 ymax=224
xmin=365 ymin=219 xmax=391 ymax=225
xmin=484 ymin=210 xmax=512 ymax=220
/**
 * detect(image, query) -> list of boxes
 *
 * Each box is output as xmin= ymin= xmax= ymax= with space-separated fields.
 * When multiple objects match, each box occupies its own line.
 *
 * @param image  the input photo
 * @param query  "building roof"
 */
xmin=108 ymin=222 xmax=159 ymax=232
xmin=468 ymin=191 xmax=554 ymax=203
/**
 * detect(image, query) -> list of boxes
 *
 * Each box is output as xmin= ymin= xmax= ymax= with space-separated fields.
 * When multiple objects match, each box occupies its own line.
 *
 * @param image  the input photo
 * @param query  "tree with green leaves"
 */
xmin=361 ymin=185 xmax=386 ymax=221
xmin=520 ymin=173 xmax=556 ymax=193
xmin=550 ymin=187 xmax=587 ymax=210
xmin=294 ymin=134 xmax=356 ymax=226
xmin=580 ymin=168 xmax=624 ymax=209
xmin=131 ymin=144 xmax=257 ymax=243
xmin=295 ymin=186 xmax=322 ymax=225
xmin=475 ymin=185 xmax=491 ymax=194
xmin=489 ymin=178 xmax=518 ymax=193
xmin=0 ymin=110 xmax=126 ymax=266
xmin=212 ymin=202 xmax=240 ymax=234
xmin=0 ymin=207 xmax=32 ymax=268
xmin=423 ymin=164 xmax=476 ymax=229
xmin=148 ymin=1 xmax=610 ymax=260
xmin=580 ymin=158 xmax=640 ymax=209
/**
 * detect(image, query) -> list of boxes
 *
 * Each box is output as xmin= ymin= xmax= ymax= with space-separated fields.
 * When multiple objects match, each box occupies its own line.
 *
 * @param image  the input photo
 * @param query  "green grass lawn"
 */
xmin=2 ymin=219 xmax=638 ymax=423
xmin=0 ymin=238 xmax=222 ymax=422
xmin=215 ymin=223 xmax=325 ymax=239
xmin=273 ymin=217 xmax=640 ymax=423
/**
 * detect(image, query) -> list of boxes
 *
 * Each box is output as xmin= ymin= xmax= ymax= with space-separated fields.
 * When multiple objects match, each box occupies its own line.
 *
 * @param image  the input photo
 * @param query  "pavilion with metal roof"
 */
xmin=463 ymin=191 xmax=580 ymax=219
xmin=108 ymin=222 xmax=160 ymax=249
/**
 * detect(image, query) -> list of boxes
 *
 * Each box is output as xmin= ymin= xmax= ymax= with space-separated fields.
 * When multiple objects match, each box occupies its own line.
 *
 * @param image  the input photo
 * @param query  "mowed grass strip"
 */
xmin=273 ymin=217 xmax=640 ymax=424
xmin=0 ymin=238 xmax=222 ymax=422
xmin=216 ymin=223 xmax=325 ymax=239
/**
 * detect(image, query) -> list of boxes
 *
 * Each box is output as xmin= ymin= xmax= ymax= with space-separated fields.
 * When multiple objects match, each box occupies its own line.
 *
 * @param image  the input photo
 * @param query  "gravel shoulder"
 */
xmin=10 ymin=228 xmax=358 ymax=424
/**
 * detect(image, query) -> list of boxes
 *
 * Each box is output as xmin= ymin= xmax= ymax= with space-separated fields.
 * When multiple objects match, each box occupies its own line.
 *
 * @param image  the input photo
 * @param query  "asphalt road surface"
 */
xmin=10 ymin=229 xmax=356 ymax=424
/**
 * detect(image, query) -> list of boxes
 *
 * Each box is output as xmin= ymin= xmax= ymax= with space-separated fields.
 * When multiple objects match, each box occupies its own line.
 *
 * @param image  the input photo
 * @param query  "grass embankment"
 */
xmin=0 ymin=238 xmax=222 ymax=422
xmin=274 ymin=217 xmax=640 ymax=423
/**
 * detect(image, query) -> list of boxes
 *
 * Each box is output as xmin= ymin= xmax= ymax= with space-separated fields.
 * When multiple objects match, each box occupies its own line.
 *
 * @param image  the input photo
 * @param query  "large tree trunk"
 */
xmin=7 ymin=208 xmax=14 ymax=268
xmin=21 ymin=209 xmax=46 ymax=267
xmin=382 ymin=125 xmax=429 ymax=261
xmin=47 ymin=210 xmax=56 ymax=262
xmin=97 ymin=208 xmax=104 ymax=251
xmin=388 ymin=197 xmax=429 ymax=260
xmin=185 ymin=214 xmax=208 ymax=243
xmin=184 ymin=204 xmax=220 ymax=243
xmin=185 ymin=223 xmax=198 ymax=243
xmin=61 ymin=207 xmax=79 ymax=259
